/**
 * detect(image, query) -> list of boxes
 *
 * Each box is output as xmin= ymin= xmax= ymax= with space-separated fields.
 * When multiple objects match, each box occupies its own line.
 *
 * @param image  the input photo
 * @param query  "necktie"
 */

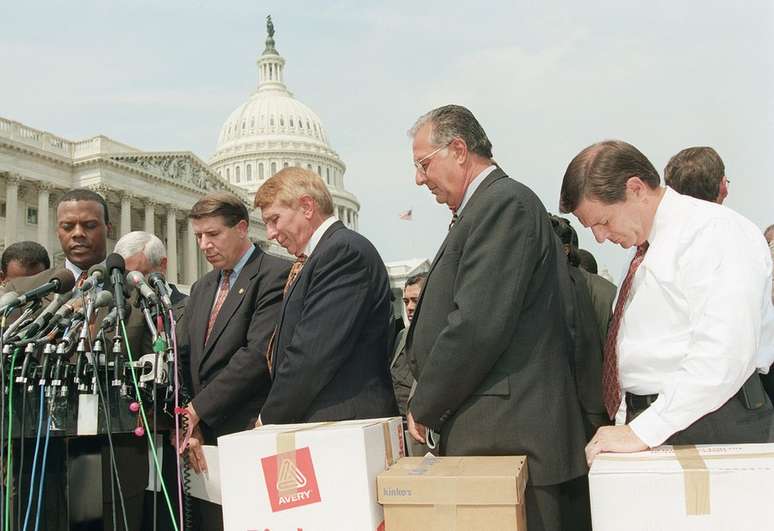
xmin=602 ymin=242 xmax=649 ymax=419
xmin=266 ymin=255 xmax=307 ymax=374
xmin=76 ymin=271 xmax=88 ymax=288
xmin=205 ymin=269 xmax=232 ymax=344
xmin=449 ymin=212 xmax=459 ymax=231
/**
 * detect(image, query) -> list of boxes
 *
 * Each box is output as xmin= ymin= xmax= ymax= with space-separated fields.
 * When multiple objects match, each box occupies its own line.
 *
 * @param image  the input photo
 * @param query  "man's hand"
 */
xmin=185 ymin=425 xmax=208 ymax=474
xmin=585 ymin=425 xmax=649 ymax=466
xmin=407 ymin=411 xmax=427 ymax=444
xmin=185 ymin=403 xmax=201 ymax=431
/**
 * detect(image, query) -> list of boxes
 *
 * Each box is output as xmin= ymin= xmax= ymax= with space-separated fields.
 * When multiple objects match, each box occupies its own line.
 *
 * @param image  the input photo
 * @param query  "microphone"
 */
xmin=99 ymin=301 xmax=131 ymax=333
xmin=147 ymin=272 xmax=173 ymax=310
xmin=107 ymin=253 xmax=128 ymax=321
xmin=15 ymin=291 xmax=74 ymax=339
xmin=0 ymin=291 xmax=19 ymax=311
xmin=1 ymin=269 xmax=75 ymax=311
xmin=79 ymin=264 xmax=107 ymax=292
xmin=126 ymin=271 xmax=159 ymax=305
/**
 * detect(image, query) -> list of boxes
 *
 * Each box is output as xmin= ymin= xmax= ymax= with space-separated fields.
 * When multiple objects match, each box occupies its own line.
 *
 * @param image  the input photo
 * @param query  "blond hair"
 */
xmin=254 ymin=167 xmax=334 ymax=215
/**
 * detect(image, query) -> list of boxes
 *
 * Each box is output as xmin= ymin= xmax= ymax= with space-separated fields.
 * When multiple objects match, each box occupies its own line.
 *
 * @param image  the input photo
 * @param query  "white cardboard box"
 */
xmin=218 ymin=417 xmax=405 ymax=531
xmin=589 ymin=443 xmax=774 ymax=531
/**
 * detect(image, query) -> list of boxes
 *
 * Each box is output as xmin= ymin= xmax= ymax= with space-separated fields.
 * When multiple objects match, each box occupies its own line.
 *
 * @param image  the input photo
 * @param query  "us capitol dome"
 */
xmin=209 ymin=16 xmax=360 ymax=231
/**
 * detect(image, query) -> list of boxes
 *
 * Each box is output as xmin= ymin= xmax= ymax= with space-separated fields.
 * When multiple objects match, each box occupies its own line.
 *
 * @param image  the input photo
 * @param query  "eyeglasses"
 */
xmin=413 ymin=141 xmax=451 ymax=175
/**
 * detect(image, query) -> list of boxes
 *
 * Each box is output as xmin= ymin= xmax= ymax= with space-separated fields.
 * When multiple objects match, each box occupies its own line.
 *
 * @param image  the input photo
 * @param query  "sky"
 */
xmin=2 ymin=1 xmax=772 ymax=277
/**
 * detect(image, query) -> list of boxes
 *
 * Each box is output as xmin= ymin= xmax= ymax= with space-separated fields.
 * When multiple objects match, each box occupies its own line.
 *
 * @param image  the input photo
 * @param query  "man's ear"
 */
xmin=299 ymin=196 xmax=316 ymax=219
xmin=625 ymin=176 xmax=649 ymax=199
xmin=159 ymin=256 xmax=168 ymax=274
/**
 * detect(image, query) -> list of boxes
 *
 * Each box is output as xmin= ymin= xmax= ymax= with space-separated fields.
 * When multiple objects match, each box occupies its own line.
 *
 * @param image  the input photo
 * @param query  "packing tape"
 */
xmin=382 ymin=422 xmax=396 ymax=467
xmin=275 ymin=422 xmax=338 ymax=456
xmin=674 ymin=445 xmax=710 ymax=516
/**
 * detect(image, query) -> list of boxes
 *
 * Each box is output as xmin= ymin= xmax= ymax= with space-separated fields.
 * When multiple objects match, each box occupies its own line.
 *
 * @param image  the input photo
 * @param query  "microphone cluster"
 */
xmin=0 ymin=254 xmax=180 ymax=411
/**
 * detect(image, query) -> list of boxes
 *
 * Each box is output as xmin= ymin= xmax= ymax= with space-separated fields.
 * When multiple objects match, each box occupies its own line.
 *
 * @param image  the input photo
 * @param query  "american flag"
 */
xmin=399 ymin=209 xmax=412 ymax=221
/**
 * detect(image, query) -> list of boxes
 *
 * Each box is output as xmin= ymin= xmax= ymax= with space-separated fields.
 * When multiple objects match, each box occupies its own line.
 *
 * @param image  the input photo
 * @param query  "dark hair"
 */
xmin=664 ymin=147 xmax=725 ymax=202
xmin=410 ymin=105 xmax=494 ymax=159
xmin=57 ymin=188 xmax=110 ymax=225
xmin=405 ymin=272 xmax=428 ymax=289
xmin=1 ymin=241 xmax=50 ymax=274
xmin=189 ymin=192 xmax=249 ymax=227
xmin=549 ymin=215 xmax=580 ymax=267
xmin=560 ymin=140 xmax=661 ymax=213
xmin=576 ymin=249 xmax=599 ymax=275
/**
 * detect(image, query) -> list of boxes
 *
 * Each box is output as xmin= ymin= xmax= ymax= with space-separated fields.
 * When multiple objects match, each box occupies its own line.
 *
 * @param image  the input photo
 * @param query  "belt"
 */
xmin=626 ymin=373 xmax=764 ymax=415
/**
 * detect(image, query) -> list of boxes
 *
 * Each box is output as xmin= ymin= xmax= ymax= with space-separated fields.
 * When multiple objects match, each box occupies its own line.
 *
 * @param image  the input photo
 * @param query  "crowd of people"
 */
xmin=1 ymin=104 xmax=773 ymax=531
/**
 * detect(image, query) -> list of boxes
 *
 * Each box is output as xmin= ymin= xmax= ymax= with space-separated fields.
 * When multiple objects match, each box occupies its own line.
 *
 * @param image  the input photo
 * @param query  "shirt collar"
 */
xmin=458 ymin=165 xmax=497 ymax=214
xmin=646 ymin=186 xmax=676 ymax=247
xmin=303 ymin=216 xmax=337 ymax=258
xmin=224 ymin=244 xmax=255 ymax=281
xmin=65 ymin=259 xmax=106 ymax=279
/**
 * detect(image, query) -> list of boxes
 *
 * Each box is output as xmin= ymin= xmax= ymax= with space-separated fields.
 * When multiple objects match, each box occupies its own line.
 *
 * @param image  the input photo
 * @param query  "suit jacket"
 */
xmin=261 ymin=220 xmax=398 ymax=424
xmin=406 ymin=168 xmax=587 ymax=487
xmin=176 ymin=244 xmax=288 ymax=438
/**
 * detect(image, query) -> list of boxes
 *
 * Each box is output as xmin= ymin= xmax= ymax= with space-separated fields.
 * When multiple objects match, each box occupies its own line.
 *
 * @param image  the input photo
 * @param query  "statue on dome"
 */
xmin=266 ymin=15 xmax=275 ymax=38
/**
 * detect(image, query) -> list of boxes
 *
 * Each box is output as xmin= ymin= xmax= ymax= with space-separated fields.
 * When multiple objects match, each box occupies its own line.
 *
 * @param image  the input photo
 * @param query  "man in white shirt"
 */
xmin=560 ymin=140 xmax=774 ymax=465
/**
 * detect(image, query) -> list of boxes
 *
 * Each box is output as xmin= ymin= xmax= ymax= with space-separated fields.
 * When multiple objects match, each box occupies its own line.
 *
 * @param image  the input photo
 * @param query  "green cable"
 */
xmin=4 ymin=349 xmax=17 ymax=531
xmin=120 ymin=321 xmax=179 ymax=531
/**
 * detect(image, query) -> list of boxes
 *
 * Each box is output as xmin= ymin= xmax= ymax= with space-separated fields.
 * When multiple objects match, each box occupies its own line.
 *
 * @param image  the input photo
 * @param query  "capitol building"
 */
xmin=0 ymin=17 xmax=360 ymax=286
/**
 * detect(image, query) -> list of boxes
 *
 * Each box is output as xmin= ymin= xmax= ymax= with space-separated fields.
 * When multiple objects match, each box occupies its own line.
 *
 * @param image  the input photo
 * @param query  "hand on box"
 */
xmin=585 ymin=425 xmax=648 ymax=466
xmin=407 ymin=411 xmax=427 ymax=443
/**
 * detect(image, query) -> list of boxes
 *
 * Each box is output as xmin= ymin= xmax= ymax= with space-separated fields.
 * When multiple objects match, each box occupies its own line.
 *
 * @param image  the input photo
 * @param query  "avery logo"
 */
xmin=261 ymin=447 xmax=321 ymax=512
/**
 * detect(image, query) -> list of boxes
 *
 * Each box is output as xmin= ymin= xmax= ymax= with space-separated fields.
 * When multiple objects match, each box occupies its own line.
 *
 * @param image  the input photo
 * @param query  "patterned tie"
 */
xmin=602 ymin=242 xmax=649 ymax=419
xmin=76 ymin=271 xmax=88 ymax=288
xmin=448 ymin=212 xmax=459 ymax=231
xmin=205 ymin=269 xmax=232 ymax=344
xmin=266 ymin=255 xmax=307 ymax=374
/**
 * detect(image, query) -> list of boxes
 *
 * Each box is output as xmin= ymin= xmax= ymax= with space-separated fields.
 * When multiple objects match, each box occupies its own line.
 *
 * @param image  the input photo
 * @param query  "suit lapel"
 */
xmin=202 ymin=247 xmax=263 ymax=359
xmin=409 ymin=169 xmax=507 ymax=343
xmin=193 ymin=273 xmax=219 ymax=358
xmin=272 ymin=220 xmax=344 ymax=373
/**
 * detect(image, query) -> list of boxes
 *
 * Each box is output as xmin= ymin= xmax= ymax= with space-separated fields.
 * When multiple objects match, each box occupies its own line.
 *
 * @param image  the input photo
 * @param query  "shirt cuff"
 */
xmin=628 ymin=405 xmax=678 ymax=448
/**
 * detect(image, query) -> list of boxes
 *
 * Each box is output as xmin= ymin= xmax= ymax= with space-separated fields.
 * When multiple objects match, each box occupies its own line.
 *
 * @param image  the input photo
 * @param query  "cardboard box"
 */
xmin=377 ymin=456 xmax=528 ymax=531
xmin=589 ymin=443 xmax=774 ymax=530
xmin=218 ymin=417 xmax=405 ymax=531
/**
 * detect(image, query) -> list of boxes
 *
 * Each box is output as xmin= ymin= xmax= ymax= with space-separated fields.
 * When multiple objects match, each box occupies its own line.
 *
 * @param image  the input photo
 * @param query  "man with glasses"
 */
xmin=404 ymin=105 xmax=587 ymax=531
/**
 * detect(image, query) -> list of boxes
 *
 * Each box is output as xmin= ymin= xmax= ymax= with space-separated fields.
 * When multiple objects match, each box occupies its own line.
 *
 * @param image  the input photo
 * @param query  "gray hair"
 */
xmin=114 ymin=231 xmax=167 ymax=267
xmin=408 ymin=105 xmax=493 ymax=159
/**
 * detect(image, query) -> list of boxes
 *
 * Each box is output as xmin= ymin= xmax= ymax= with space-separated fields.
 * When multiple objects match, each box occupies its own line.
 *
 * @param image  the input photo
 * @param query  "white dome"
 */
xmin=214 ymin=90 xmax=332 ymax=154
xmin=208 ymin=16 xmax=360 ymax=235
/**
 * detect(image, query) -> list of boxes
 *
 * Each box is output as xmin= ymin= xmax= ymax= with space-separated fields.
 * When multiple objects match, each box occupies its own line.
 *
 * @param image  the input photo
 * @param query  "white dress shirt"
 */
xmin=458 ymin=165 xmax=497 ymax=214
xmin=303 ymin=216 xmax=337 ymax=257
xmin=618 ymin=187 xmax=774 ymax=447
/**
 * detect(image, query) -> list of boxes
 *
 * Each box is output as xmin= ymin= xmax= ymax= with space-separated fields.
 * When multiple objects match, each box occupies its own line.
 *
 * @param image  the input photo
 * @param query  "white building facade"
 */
xmin=0 ymin=17 xmax=362 ymax=285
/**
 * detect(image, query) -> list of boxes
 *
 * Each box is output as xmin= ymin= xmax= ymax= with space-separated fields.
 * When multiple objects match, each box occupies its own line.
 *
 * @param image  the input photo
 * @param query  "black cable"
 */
xmin=78 ymin=291 xmax=129 ymax=531
xmin=16 ymin=375 xmax=27 ymax=531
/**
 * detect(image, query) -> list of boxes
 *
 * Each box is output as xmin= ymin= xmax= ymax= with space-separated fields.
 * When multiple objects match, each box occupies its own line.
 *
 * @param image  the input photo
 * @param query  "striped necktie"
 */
xmin=602 ymin=242 xmax=649 ymax=419
xmin=205 ymin=269 xmax=232 ymax=344
xmin=265 ymin=255 xmax=307 ymax=374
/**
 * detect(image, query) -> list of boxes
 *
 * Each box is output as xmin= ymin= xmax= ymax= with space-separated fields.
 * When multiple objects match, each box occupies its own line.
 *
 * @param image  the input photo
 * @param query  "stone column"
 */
xmin=36 ymin=183 xmax=51 ymax=253
xmin=144 ymin=201 xmax=156 ymax=234
xmin=165 ymin=207 xmax=178 ymax=283
xmin=120 ymin=193 xmax=133 ymax=236
xmin=4 ymin=174 xmax=20 ymax=249
xmin=185 ymin=217 xmax=198 ymax=285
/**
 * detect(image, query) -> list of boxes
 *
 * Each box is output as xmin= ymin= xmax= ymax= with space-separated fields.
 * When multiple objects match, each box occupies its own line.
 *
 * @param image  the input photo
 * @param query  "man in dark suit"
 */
xmin=405 ymin=105 xmax=587 ymax=531
xmin=0 ymin=189 xmax=152 ymax=531
xmin=254 ymin=167 xmax=397 ymax=425
xmin=174 ymin=192 xmax=288 ymax=530
xmin=0 ymin=241 xmax=50 ymax=286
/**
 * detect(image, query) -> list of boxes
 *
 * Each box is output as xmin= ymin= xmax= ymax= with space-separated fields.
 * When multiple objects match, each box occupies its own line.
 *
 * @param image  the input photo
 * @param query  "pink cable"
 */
xmin=169 ymin=309 xmax=184 ymax=530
